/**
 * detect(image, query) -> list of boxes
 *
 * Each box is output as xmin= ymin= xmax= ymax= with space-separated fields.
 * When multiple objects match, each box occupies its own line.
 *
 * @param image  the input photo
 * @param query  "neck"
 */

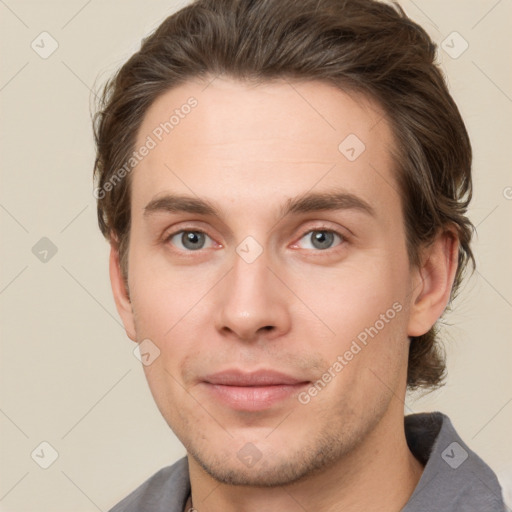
xmin=186 ymin=408 xmax=424 ymax=512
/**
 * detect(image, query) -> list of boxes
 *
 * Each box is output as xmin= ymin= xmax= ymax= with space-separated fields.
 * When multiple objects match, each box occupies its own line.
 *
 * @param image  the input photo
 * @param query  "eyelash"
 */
xmin=163 ymin=225 xmax=348 ymax=255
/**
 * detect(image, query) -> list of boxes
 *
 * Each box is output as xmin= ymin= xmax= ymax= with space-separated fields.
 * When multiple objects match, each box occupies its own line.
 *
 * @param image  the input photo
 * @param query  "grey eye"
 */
xmin=299 ymin=230 xmax=343 ymax=251
xmin=170 ymin=231 xmax=211 ymax=251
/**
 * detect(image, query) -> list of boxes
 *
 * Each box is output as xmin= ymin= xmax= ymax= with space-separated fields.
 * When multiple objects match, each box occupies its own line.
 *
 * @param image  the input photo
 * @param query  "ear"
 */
xmin=109 ymin=242 xmax=137 ymax=342
xmin=407 ymin=228 xmax=459 ymax=337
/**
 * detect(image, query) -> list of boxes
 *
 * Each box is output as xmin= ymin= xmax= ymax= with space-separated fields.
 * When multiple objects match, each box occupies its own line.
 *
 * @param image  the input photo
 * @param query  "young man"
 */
xmin=93 ymin=0 xmax=507 ymax=510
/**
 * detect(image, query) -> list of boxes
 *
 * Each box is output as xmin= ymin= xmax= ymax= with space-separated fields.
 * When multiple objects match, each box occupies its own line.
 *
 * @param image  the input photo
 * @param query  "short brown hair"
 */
xmin=93 ymin=0 xmax=475 ymax=390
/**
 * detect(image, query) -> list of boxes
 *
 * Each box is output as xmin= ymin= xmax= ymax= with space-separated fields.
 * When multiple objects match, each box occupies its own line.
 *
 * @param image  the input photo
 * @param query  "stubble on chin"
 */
xmin=183 ymin=406 xmax=379 ymax=488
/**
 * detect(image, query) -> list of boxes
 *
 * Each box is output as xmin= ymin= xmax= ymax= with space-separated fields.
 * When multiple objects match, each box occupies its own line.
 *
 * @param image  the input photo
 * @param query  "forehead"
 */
xmin=131 ymin=77 xmax=399 ymax=218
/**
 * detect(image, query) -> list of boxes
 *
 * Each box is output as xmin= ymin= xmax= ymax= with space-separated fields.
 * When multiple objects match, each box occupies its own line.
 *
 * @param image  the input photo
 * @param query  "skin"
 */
xmin=109 ymin=76 xmax=459 ymax=512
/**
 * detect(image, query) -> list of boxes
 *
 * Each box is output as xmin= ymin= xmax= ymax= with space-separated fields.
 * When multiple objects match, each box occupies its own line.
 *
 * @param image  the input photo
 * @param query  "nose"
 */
xmin=214 ymin=246 xmax=291 ymax=344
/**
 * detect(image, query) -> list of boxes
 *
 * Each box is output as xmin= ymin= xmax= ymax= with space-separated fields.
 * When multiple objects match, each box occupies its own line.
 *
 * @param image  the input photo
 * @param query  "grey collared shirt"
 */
xmin=109 ymin=412 xmax=507 ymax=511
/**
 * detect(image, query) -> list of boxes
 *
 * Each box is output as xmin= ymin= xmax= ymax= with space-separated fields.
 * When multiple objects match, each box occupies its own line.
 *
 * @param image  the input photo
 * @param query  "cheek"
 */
xmin=291 ymin=255 xmax=410 ymax=390
xmin=128 ymin=245 xmax=210 ymax=339
xmin=291 ymin=256 xmax=407 ymax=338
xmin=305 ymin=305 xmax=409 ymax=419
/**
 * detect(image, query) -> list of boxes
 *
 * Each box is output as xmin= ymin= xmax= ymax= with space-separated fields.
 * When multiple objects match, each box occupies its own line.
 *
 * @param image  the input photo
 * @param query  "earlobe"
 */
xmin=407 ymin=229 xmax=459 ymax=337
xmin=109 ymin=243 xmax=137 ymax=342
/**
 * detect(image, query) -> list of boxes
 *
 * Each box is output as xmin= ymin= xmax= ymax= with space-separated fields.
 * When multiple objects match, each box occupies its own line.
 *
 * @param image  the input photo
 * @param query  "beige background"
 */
xmin=1 ymin=0 xmax=511 ymax=510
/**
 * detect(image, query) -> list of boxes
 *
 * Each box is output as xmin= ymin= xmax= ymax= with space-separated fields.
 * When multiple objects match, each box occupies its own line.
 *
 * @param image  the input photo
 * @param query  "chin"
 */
xmin=186 ymin=432 xmax=347 ymax=488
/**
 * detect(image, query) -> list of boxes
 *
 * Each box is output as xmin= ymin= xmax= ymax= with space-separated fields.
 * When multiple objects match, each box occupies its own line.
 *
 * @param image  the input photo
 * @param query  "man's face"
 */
xmin=121 ymin=77 xmax=420 ymax=486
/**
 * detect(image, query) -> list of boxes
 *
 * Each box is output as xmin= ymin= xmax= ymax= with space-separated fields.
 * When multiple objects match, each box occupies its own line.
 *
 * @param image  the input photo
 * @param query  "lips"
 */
xmin=203 ymin=369 xmax=307 ymax=386
xmin=200 ymin=369 xmax=310 ymax=411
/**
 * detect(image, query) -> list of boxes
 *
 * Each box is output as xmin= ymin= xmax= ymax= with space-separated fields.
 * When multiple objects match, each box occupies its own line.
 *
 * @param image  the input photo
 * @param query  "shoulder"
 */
xmin=108 ymin=456 xmax=190 ymax=512
xmin=403 ymin=412 xmax=507 ymax=511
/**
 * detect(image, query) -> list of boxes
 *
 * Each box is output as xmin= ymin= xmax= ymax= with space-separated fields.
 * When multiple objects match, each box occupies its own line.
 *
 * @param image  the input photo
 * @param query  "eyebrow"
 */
xmin=143 ymin=189 xmax=375 ymax=220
